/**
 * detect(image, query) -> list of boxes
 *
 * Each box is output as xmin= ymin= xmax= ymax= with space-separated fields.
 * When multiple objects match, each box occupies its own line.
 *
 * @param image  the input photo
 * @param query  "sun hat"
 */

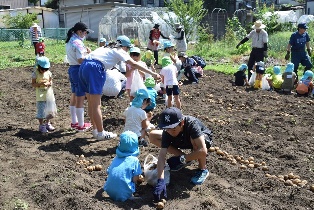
xmin=144 ymin=77 xmax=156 ymax=88
xmin=178 ymin=52 xmax=188 ymax=58
xmin=162 ymin=57 xmax=172 ymax=68
xmin=73 ymin=22 xmax=94 ymax=33
xmin=32 ymin=23 xmax=39 ymax=28
xmin=153 ymin=23 xmax=160 ymax=29
xmin=131 ymin=88 xmax=150 ymax=108
xmin=285 ymin=63 xmax=294 ymax=73
xmin=174 ymin=23 xmax=183 ymax=29
xmin=163 ymin=41 xmax=174 ymax=50
xmin=99 ymin=38 xmax=106 ymax=43
xmin=252 ymin=20 xmax=266 ymax=29
xmin=116 ymin=131 xmax=139 ymax=158
xmin=36 ymin=56 xmax=50 ymax=69
xmin=301 ymin=70 xmax=314 ymax=81
xmin=130 ymin=47 xmax=141 ymax=54
xmin=273 ymin=66 xmax=281 ymax=75
xmin=298 ymin=23 xmax=308 ymax=29
xmin=116 ymin=35 xmax=133 ymax=48
xmin=145 ymin=50 xmax=153 ymax=59
xmin=239 ymin=64 xmax=248 ymax=71
xmin=158 ymin=107 xmax=183 ymax=129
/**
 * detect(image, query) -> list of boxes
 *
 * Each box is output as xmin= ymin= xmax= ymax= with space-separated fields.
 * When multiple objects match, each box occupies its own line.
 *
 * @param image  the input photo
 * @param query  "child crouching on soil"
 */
xmin=144 ymin=77 xmax=157 ymax=128
xmin=296 ymin=70 xmax=314 ymax=97
xmin=266 ymin=66 xmax=283 ymax=91
xmin=103 ymin=131 xmax=143 ymax=201
xmin=281 ymin=63 xmax=297 ymax=94
xmin=31 ymin=56 xmax=55 ymax=133
xmin=123 ymin=88 xmax=151 ymax=147
xmin=253 ymin=61 xmax=265 ymax=89
xmin=234 ymin=64 xmax=249 ymax=86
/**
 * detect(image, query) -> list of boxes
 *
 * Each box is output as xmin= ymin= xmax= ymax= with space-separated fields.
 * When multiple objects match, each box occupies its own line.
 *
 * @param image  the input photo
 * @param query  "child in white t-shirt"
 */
xmin=123 ymin=88 xmax=151 ymax=147
xmin=160 ymin=57 xmax=181 ymax=109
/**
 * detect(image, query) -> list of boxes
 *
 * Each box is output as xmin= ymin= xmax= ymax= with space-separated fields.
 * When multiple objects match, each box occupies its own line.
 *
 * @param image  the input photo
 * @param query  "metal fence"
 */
xmin=0 ymin=28 xmax=69 ymax=42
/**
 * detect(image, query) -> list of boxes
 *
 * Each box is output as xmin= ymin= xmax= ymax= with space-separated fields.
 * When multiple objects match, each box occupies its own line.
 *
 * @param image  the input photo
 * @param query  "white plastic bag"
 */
xmin=44 ymin=87 xmax=57 ymax=119
xmin=261 ymin=74 xmax=271 ymax=90
xmin=130 ymin=69 xmax=146 ymax=97
xmin=143 ymin=154 xmax=170 ymax=186
xmin=248 ymin=71 xmax=256 ymax=86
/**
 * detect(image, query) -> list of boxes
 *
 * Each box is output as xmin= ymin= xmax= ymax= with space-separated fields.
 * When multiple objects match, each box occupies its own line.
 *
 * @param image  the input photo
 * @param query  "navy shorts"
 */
xmin=78 ymin=59 xmax=106 ymax=95
xmin=68 ymin=65 xmax=86 ymax=97
xmin=256 ymin=69 xmax=265 ymax=75
xmin=166 ymin=85 xmax=180 ymax=96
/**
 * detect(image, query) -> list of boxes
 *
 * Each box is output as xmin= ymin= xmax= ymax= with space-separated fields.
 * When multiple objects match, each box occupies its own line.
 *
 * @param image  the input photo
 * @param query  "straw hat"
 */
xmin=32 ymin=23 xmax=39 ymax=28
xmin=252 ymin=20 xmax=266 ymax=29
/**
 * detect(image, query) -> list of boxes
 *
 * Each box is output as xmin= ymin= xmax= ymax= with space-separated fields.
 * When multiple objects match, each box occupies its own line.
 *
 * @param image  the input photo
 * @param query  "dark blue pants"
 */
xmin=184 ymin=67 xmax=201 ymax=83
xmin=248 ymin=48 xmax=264 ymax=79
xmin=291 ymin=51 xmax=312 ymax=81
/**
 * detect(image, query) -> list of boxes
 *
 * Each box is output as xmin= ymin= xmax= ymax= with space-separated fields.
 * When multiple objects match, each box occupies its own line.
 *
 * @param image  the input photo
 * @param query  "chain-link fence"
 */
xmin=0 ymin=28 xmax=69 ymax=42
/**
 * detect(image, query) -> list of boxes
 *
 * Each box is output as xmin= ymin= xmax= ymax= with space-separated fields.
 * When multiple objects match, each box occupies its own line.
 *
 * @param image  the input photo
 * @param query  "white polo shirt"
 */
xmin=65 ymin=35 xmax=87 ymax=65
xmin=160 ymin=64 xmax=179 ymax=86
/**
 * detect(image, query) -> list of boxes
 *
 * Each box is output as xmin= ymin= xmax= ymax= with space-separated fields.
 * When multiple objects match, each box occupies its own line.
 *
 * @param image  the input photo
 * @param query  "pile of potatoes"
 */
xmin=209 ymin=147 xmax=314 ymax=192
xmin=208 ymin=147 xmax=269 ymax=171
xmin=75 ymin=154 xmax=103 ymax=172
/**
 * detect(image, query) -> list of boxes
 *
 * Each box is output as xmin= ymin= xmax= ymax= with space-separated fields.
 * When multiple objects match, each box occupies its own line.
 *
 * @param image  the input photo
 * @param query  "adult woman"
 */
xmin=78 ymin=35 xmax=160 ymax=140
xmin=65 ymin=22 xmax=92 ymax=131
xmin=29 ymin=23 xmax=42 ymax=55
xmin=147 ymin=24 xmax=169 ymax=65
xmin=173 ymin=23 xmax=187 ymax=52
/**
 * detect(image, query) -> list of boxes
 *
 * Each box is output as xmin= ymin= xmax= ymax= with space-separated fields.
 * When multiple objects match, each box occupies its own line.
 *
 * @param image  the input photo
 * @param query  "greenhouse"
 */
xmin=98 ymin=7 xmax=177 ymax=49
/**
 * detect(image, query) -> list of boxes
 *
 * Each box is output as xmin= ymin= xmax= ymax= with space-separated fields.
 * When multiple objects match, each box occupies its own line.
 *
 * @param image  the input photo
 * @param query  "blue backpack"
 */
xmin=191 ymin=55 xmax=206 ymax=68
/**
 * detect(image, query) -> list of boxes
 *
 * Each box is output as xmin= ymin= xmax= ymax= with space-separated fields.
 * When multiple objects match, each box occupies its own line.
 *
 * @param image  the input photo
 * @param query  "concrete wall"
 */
xmin=0 ymin=0 xmax=28 ymax=8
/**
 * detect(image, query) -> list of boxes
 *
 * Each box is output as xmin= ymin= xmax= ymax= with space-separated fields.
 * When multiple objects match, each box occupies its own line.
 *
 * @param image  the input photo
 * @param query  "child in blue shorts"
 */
xmin=104 ymin=131 xmax=142 ymax=201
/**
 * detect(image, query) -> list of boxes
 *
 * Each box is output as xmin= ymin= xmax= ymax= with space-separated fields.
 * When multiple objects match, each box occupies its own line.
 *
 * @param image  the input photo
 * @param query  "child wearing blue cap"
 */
xmin=266 ymin=66 xmax=283 ymax=91
xmin=104 ymin=131 xmax=142 ymax=201
xmin=31 ymin=56 xmax=55 ymax=133
xmin=234 ymin=64 xmax=249 ymax=86
xmin=144 ymin=77 xmax=157 ymax=124
xmin=296 ymin=70 xmax=314 ymax=97
xmin=123 ymin=88 xmax=151 ymax=147
xmin=281 ymin=63 xmax=297 ymax=94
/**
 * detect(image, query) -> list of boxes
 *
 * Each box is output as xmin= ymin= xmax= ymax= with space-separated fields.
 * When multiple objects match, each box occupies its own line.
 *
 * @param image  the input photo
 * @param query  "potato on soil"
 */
xmin=208 ymin=147 xmax=215 ymax=152
xmin=156 ymin=201 xmax=164 ymax=209
xmin=310 ymin=185 xmax=314 ymax=192
xmin=240 ymin=165 xmax=247 ymax=169
xmin=95 ymin=164 xmax=103 ymax=171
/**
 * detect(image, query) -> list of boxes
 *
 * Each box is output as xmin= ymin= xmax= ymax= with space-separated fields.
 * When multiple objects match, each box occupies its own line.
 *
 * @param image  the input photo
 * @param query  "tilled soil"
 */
xmin=0 ymin=63 xmax=314 ymax=210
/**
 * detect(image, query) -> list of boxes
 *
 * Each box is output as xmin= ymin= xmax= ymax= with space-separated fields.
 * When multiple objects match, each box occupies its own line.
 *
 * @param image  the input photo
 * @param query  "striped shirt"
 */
xmin=29 ymin=27 xmax=42 ymax=42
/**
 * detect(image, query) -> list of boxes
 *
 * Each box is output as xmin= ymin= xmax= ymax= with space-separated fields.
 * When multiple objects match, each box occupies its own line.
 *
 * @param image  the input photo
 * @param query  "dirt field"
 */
xmin=0 ymin=63 xmax=314 ymax=210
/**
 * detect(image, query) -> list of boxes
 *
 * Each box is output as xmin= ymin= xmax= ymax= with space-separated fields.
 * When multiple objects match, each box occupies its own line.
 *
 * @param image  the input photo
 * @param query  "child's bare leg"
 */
xmin=167 ymin=95 xmax=173 ymax=108
xmin=38 ymin=118 xmax=44 ymax=125
xmin=146 ymin=111 xmax=153 ymax=121
xmin=174 ymin=95 xmax=181 ymax=109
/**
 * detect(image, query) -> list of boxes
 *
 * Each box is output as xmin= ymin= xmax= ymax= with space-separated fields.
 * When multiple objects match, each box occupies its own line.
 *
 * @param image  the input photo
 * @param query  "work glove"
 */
xmin=167 ymin=156 xmax=182 ymax=170
xmin=307 ymin=48 xmax=312 ymax=57
xmin=263 ymin=51 xmax=268 ymax=58
xmin=236 ymin=43 xmax=240 ymax=49
xmin=285 ymin=51 xmax=290 ymax=60
xmin=153 ymin=178 xmax=167 ymax=201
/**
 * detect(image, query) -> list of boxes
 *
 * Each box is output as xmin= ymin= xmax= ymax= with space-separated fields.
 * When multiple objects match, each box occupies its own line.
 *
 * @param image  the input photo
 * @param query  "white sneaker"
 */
xmin=92 ymin=129 xmax=98 ymax=138
xmin=97 ymin=131 xmax=117 ymax=140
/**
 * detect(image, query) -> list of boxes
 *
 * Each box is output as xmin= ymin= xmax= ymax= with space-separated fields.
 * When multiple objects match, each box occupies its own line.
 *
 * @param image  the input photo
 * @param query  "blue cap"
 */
xmin=116 ymin=131 xmax=139 ymax=157
xmin=131 ymin=88 xmax=150 ymax=108
xmin=130 ymin=47 xmax=141 ymax=53
xmin=238 ymin=64 xmax=248 ymax=71
xmin=99 ymin=37 xmax=106 ymax=43
xmin=36 ymin=56 xmax=50 ymax=69
xmin=116 ymin=35 xmax=132 ymax=47
xmin=298 ymin=23 xmax=308 ymax=29
xmin=273 ymin=66 xmax=281 ymax=75
xmin=285 ymin=63 xmax=294 ymax=73
xmin=163 ymin=41 xmax=174 ymax=49
xmin=301 ymin=70 xmax=314 ymax=81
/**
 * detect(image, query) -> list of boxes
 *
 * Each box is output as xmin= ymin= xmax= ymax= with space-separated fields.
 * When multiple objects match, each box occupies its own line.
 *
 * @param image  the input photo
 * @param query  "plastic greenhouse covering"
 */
xmin=98 ymin=7 xmax=177 ymax=49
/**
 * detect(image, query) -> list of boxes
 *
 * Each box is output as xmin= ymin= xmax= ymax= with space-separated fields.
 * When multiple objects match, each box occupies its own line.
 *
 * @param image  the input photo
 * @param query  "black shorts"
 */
xmin=166 ymin=85 xmax=180 ymax=96
xmin=256 ymin=69 xmax=265 ymax=75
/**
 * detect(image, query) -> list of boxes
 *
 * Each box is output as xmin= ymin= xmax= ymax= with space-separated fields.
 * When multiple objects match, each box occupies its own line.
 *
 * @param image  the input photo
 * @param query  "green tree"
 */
xmin=163 ymin=0 xmax=207 ymax=42
xmin=45 ymin=0 xmax=59 ymax=9
xmin=3 ymin=12 xmax=38 ymax=29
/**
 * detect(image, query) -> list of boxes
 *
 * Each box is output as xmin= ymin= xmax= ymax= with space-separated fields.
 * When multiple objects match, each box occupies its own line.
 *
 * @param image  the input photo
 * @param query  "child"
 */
xmin=253 ymin=61 xmax=265 ymax=89
xmin=281 ymin=63 xmax=297 ymax=94
xmin=160 ymin=57 xmax=182 ymax=109
xmin=123 ymin=89 xmax=151 ymax=147
xmin=36 ymin=37 xmax=45 ymax=56
xmin=266 ymin=66 xmax=283 ymax=91
xmin=104 ymin=131 xmax=142 ymax=201
xmin=144 ymin=77 xmax=157 ymax=124
xmin=31 ymin=56 xmax=55 ymax=133
xmin=99 ymin=38 xmax=107 ymax=47
xmin=296 ymin=70 xmax=314 ymax=97
xmin=234 ymin=64 xmax=249 ymax=86
xmin=125 ymin=47 xmax=146 ymax=102
xmin=178 ymin=52 xmax=200 ymax=84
